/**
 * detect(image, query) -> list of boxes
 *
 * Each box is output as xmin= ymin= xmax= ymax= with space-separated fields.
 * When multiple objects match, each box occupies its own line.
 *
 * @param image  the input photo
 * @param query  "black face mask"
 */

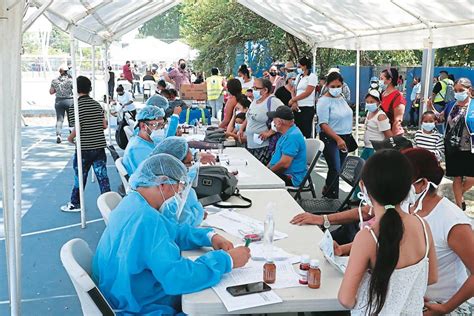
xmin=270 ymin=71 xmax=277 ymax=77
xmin=180 ymin=63 xmax=186 ymax=70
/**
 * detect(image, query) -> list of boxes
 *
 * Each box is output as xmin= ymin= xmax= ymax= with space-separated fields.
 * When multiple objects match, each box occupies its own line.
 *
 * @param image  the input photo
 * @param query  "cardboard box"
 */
xmin=180 ymin=83 xmax=207 ymax=100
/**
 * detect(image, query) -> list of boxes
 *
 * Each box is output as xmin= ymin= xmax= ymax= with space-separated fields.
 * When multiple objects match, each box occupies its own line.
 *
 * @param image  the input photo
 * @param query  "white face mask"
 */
xmin=271 ymin=121 xmax=278 ymax=132
xmin=329 ymin=87 xmax=342 ymax=97
xmin=150 ymin=129 xmax=165 ymax=144
xmin=454 ymin=91 xmax=468 ymax=102
xmin=370 ymin=82 xmax=378 ymax=89
xmin=356 ymin=184 xmax=374 ymax=229
xmin=400 ymin=179 xmax=438 ymax=214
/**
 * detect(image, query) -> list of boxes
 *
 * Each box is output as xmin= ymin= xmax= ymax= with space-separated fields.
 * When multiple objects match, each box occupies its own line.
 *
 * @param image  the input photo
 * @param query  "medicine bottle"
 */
xmin=263 ymin=260 xmax=276 ymax=284
xmin=299 ymin=255 xmax=310 ymax=285
xmin=308 ymin=259 xmax=321 ymax=289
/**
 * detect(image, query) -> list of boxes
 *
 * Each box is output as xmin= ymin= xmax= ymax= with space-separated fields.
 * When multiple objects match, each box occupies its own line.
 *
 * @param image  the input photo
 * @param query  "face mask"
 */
xmin=150 ymin=129 xmax=165 ymax=144
xmin=370 ymin=82 xmax=378 ymax=89
xmin=454 ymin=91 xmax=468 ymax=102
xmin=422 ymin=122 xmax=436 ymax=132
xmin=329 ymin=87 xmax=342 ymax=97
xmin=235 ymin=123 xmax=242 ymax=132
xmin=180 ymin=63 xmax=186 ymax=70
xmin=271 ymin=121 xmax=278 ymax=132
xmin=400 ymin=179 xmax=438 ymax=214
xmin=365 ymin=103 xmax=378 ymax=113
xmin=253 ymin=90 xmax=261 ymax=101
xmin=356 ymin=184 xmax=373 ymax=229
xmin=296 ymin=68 xmax=303 ymax=75
xmin=379 ymin=80 xmax=387 ymax=91
xmin=187 ymin=162 xmax=200 ymax=188
xmin=400 ymin=184 xmax=417 ymax=213
xmin=269 ymin=71 xmax=277 ymax=77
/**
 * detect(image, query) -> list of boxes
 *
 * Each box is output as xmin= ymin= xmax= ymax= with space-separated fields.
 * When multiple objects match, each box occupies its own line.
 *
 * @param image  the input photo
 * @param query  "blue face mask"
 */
xmin=454 ymin=91 xmax=468 ymax=102
xmin=150 ymin=129 xmax=165 ymax=144
xmin=379 ymin=80 xmax=387 ymax=91
xmin=296 ymin=68 xmax=303 ymax=75
xmin=422 ymin=122 xmax=436 ymax=132
xmin=329 ymin=87 xmax=342 ymax=97
xmin=365 ymin=103 xmax=378 ymax=113
xmin=235 ymin=123 xmax=242 ymax=132
xmin=253 ymin=90 xmax=261 ymax=101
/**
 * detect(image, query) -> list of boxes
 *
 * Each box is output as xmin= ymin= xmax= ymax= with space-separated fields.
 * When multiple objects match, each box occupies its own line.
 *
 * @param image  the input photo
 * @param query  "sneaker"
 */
xmin=60 ymin=202 xmax=81 ymax=213
xmin=56 ymin=135 xmax=62 ymax=144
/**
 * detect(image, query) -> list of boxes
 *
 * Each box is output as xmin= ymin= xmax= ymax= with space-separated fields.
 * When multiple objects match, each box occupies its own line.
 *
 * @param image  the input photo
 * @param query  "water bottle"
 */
xmin=263 ymin=205 xmax=275 ymax=261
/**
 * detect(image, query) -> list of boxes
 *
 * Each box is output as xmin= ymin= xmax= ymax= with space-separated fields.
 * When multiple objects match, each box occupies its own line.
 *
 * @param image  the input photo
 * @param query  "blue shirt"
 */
xmin=269 ymin=124 xmax=307 ymax=186
xmin=92 ymin=191 xmax=232 ymax=315
xmin=317 ymin=96 xmax=353 ymax=135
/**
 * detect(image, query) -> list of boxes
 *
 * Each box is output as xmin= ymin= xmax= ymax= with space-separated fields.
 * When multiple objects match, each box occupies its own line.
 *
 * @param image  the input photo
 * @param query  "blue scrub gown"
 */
xmin=92 ymin=191 xmax=232 ymax=315
xmin=162 ymin=188 xmax=205 ymax=227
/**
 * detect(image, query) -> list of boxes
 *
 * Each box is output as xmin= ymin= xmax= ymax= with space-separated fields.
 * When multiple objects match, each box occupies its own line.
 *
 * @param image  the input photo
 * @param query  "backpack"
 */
xmin=440 ymin=79 xmax=455 ymax=103
xmin=194 ymin=166 xmax=252 ymax=208
xmin=115 ymin=118 xmax=129 ymax=150
xmin=204 ymin=128 xmax=226 ymax=143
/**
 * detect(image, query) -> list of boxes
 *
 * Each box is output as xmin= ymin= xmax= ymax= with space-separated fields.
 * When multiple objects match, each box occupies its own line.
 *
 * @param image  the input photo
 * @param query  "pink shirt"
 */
xmin=169 ymin=68 xmax=191 ymax=91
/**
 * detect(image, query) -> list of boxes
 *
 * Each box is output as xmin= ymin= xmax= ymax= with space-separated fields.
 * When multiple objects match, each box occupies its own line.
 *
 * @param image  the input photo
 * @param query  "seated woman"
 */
xmin=338 ymin=150 xmax=437 ymax=314
xmin=93 ymin=154 xmax=250 ymax=315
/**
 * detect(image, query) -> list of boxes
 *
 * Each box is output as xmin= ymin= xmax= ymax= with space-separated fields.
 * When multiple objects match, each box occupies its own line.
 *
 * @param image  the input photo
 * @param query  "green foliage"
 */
xmin=49 ymin=26 xmax=70 ymax=54
xmin=435 ymin=44 xmax=473 ymax=66
xmin=139 ymin=5 xmax=182 ymax=42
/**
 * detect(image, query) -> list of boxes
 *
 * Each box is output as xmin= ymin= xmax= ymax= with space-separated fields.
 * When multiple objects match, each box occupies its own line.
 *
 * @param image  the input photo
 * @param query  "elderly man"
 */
xmin=267 ymin=106 xmax=307 ymax=187
xmin=122 ymin=106 xmax=179 ymax=175
xmin=93 ymin=153 xmax=250 ymax=315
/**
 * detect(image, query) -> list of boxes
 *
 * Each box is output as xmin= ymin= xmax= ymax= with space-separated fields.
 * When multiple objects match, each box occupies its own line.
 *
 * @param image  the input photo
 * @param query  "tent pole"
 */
xmin=70 ymin=34 xmax=87 ymax=228
xmin=92 ymin=44 xmax=96 ymax=99
xmin=0 ymin=1 xmax=23 ymax=314
xmin=312 ymin=46 xmax=317 ymax=138
xmin=355 ymin=48 xmax=360 ymax=155
xmin=105 ymin=42 xmax=112 ymax=144
xmin=421 ymin=37 xmax=433 ymax=124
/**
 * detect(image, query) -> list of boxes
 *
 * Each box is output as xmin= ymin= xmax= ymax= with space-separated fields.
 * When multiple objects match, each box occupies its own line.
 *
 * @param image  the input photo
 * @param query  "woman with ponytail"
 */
xmin=338 ymin=150 xmax=437 ymax=315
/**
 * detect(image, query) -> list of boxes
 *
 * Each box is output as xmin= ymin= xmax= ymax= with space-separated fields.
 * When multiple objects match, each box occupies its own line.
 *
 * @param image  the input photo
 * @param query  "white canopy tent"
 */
xmin=1 ymin=0 xmax=473 ymax=314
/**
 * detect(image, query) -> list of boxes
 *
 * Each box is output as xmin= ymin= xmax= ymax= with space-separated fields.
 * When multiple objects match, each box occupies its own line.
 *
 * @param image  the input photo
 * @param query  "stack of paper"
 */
xmin=248 ymin=243 xmax=299 ymax=263
xmin=203 ymin=210 xmax=288 ymax=240
xmin=319 ymin=230 xmax=349 ymax=273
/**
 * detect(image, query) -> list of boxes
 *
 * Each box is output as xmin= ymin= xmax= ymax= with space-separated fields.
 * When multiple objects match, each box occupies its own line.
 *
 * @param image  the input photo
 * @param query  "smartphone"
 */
xmin=226 ymin=282 xmax=271 ymax=297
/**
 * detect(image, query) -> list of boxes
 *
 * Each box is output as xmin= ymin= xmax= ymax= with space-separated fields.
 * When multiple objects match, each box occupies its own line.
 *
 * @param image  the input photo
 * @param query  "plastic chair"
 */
xmin=115 ymin=157 xmax=131 ymax=193
xmin=287 ymin=138 xmax=324 ymax=201
xmin=299 ymin=156 xmax=365 ymax=214
xmin=143 ymin=80 xmax=157 ymax=100
xmin=60 ymin=239 xmax=115 ymax=316
xmin=97 ymin=192 xmax=122 ymax=225
xmin=117 ymin=80 xmax=132 ymax=92
xmin=123 ymin=125 xmax=134 ymax=141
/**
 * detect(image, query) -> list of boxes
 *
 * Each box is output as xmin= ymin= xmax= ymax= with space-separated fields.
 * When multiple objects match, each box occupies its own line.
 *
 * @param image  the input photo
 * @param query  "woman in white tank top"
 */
xmin=338 ymin=150 xmax=438 ymax=315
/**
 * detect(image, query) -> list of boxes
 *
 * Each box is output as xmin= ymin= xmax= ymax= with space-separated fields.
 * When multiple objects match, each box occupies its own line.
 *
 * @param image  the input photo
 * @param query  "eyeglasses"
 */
xmin=147 ymin=122 xmax=165 ymax=129
xmin=253 ymin=86 xmax=265 ymax=90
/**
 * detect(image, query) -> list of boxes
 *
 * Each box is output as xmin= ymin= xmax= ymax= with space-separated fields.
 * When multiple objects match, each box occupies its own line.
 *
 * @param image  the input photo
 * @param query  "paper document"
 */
xmin=183 ymin=134 xmax=205 ymax=141
xmin=203 ymin=210 xmax=288 ymax=240
xmin=253 ymin=133 xmax=264 ymax=145
xmin=319 ymin=229 xmax=349 ymax=273
xmin=249 ymin=242 xmax=299 ymax=263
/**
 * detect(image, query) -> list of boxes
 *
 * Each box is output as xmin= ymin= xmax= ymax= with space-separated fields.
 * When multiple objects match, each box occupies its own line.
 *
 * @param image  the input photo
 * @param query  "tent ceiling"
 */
xmin=31 ymin=0 xmax=473 ymax=50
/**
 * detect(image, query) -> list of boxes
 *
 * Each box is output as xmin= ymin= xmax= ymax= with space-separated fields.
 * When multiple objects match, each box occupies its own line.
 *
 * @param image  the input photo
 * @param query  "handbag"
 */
xmin=341 ymin=134 xmax=358 ymax=152
xmin=194 ymin=166 xmax=252 ymax=208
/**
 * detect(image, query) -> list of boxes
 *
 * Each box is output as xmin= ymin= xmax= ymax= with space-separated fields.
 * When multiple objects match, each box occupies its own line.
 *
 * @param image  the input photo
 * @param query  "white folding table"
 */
xmin=182 ymin=189 xmax=345 ymax=315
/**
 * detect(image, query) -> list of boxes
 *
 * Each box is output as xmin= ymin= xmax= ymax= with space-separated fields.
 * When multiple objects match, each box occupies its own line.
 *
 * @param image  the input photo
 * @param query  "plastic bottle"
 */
xmin=308 ymin=259 xmax=321 ymax=289
xmin=299 ymin=255 xmax=310 ymax=285
xmin=263 ymin=260 xmax=276 ymax=284
xmin=263 ymin=207 xmax=275 ymax=261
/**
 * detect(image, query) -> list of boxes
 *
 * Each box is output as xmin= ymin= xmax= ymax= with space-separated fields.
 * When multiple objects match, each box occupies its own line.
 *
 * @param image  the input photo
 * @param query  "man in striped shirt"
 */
xmin=414 ymin=111 xmax=444 ymax=162
xmin=61 ymin=76 xmax=111 ymax=212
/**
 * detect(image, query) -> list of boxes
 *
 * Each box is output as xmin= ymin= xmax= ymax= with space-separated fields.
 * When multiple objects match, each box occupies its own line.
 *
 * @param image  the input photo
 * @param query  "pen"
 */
xmin=245 ymin=238 xmax=251 ymax=247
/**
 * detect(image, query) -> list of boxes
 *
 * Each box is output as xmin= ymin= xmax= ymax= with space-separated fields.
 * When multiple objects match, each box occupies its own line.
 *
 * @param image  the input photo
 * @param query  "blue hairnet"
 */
xmin=146 ymin=94 xmax=169 ymax=110
xmin=370 ymin=76 xmax=379 ymax=82
xmin=129 ymin=153 xmax=188 ymax=189
xmin=136 ymin=106 xmax=165 ymax=121
xmin=150 ymin=136 xmax=189 ymax=161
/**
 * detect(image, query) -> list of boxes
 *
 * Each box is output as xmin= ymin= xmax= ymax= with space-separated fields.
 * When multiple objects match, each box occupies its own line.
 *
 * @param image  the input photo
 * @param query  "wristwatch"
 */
xmin=323 ymin=215 xmax=331 ymax=229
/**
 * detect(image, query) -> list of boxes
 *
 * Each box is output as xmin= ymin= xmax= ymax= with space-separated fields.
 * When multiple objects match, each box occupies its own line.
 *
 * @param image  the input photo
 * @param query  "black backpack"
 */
xmin=115 ymin=118 xmax=129 ymax=150
xmin=194 ymin=166 xmax=251 ymax=208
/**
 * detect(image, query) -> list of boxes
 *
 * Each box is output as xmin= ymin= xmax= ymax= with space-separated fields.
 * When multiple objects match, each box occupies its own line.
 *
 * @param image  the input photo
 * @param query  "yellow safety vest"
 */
xmin=434 ymin=78 xmax=450 ymax=103
xmin=206 ymin=75 xmax=224 ymax=100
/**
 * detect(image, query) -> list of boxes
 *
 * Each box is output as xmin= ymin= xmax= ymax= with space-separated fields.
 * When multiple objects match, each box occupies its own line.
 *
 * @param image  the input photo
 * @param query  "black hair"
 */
xmin=361 ymin=150 xmax=414 ymax=315
xmin=108 ymin=66 xmax=112 ymax=71
xmin=326 ymin=72 xmax=344 ymax=85
xmin=246 ymin=88 xmax=253 ymax=93
xmin=125 ymin=60 xmax=130 ymax=64
xmin=168 ymin=88 xmax=178 ymax=97
xmin=161 ymin=89 xmax=171 ymax=97
xmin=448 ymin=74 xmax=455 ymax=81
xmin=439 ymin=70 xmax=448 ymax=75
xmin=77 ymin=76 xmax=92 ymax=94
xmin=227 ymin=78 xmax=243 ymax=98
xmin=116 ymin=85 xmax=124 ymax=93
xmin=178 ymin=58 xmax=185 ymax=64
xmin=235 ymin=112 xmax=246 ymax=121
xmin=421 ymin=110 xmax=436 ymax=120
xmin=414 ymin=77 xmax=421 ymax=82
xmin=319 ymin=75 xmax=326 ymax=81
xmin=381 ymin=68 xmax=399 ymax=87
xmin=238 ymin=97 xmax=251 ymax=109
xmin=298 ymin=56 xmax=312 ymax=73
xmin=238 ymin=64 xmax=250 ymax=78
xmin=157 ymin=80 xmax=167 ymax=88
xmin=211 ymin=67 xmax=219 ymax=76
xmin=259 ymin=78 xmax=273 ymax=95
xmin=402 ymin=148 xmax=444 ymax=192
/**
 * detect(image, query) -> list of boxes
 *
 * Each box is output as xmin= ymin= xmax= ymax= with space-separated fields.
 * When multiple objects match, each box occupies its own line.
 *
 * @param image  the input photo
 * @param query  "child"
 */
xmin=361 ymin=89 xmax=392 ymax=160
xmin=226 ymin=97 xmax=250 ymax=140
xmin=414 ymin=111 xmax=444 ymax=161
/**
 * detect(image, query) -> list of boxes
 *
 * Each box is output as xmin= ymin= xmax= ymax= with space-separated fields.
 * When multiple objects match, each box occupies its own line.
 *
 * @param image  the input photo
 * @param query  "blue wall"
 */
xmin=338 ymin=66 xmax=373 ymax=106
xmin=234 ymin=41 xmax=273 ymax=78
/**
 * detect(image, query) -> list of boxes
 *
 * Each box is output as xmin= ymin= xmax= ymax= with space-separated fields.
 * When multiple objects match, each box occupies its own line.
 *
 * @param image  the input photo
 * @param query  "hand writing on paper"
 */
xmin=228 ymin=246 xmax=251 ymax=268
xmin=212 ymin=234 xmax=234 ymax=251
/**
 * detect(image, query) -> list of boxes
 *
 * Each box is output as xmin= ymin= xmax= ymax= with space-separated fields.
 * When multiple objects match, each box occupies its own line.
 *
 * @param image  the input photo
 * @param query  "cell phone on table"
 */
xmin=226 ymin=282 xmax=272 ymax=297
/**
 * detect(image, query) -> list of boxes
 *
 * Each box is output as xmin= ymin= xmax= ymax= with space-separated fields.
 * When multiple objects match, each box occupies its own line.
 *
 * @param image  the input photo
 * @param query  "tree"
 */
xmin=139 ymin=5 xmax=182 ymax=43
xmin=436 ymin=44 xmax=473 ymax=66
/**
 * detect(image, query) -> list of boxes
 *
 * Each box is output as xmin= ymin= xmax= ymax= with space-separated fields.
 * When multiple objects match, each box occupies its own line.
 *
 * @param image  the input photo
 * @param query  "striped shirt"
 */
xmin=69 ymin=95 xmax=106 ymax=151
xmin=414 ymin=130 xmax=444 ymax=161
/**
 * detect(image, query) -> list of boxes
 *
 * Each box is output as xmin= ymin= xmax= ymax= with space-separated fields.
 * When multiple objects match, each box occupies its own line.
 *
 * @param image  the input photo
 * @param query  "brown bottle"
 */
xmin=308 ymin=259 xmax=321 ymax=289
xmin=263 ymin=260 xmax=276 ymax=284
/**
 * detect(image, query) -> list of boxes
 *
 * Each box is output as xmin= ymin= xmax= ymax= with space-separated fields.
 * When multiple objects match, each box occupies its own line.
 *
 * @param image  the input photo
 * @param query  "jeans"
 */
xmin=433 ymin=102 xmax=446 ymax=134
xmin=294 ymin=106 xmax=315 ymax=138
xmin=409 ymin=103 xmax=420 ymax=127
xmin=70 ymin=148 xmax=111 ymax=207
xmin=208 ymin=96 xmax=224 ymax=119
xmin=320 ymin=132 xmax=348 ymax=199
xmin=108 ymin=83 xmax=115 ymax=100
xmin=352 ymin=147 xmax=375 ymax=198
xmin=133 ymin=81 xmax=142 ymax=94
xmin=55 ymin=98 xmax=73 ymax=135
